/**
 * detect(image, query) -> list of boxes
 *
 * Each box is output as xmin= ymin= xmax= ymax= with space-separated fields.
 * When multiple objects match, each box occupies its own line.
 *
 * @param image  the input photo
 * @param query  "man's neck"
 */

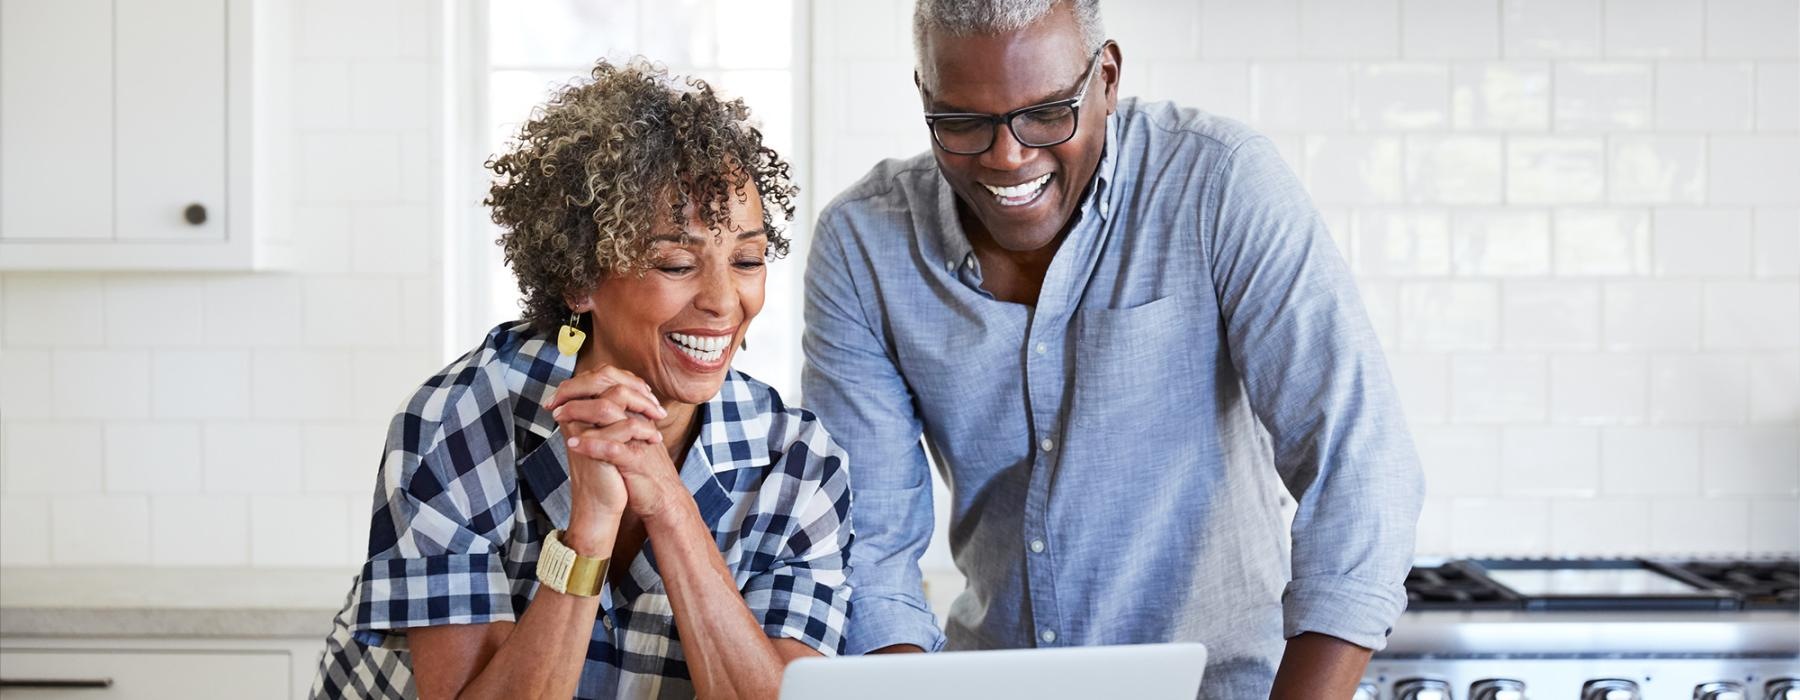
xmin=956 ymin=201 xmax=1068 ymax=306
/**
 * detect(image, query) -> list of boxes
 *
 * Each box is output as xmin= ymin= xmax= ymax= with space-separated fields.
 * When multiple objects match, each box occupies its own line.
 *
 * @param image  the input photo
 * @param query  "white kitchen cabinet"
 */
xmin=0 ymin=638 xmax=324 ymax=700
xmin=0 ymin=0 xmax=292 ymax=270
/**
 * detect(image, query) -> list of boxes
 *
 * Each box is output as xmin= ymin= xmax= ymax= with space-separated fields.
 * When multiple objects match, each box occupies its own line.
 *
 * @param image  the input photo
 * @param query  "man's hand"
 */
xmin=1269 ymin=632 xmax=1373 ymax=700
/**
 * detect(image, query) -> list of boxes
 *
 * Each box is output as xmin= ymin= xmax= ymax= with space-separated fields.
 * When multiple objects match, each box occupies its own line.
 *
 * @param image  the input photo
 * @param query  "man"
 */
xmin=801 ymin=0 xmax=1424 ymax=696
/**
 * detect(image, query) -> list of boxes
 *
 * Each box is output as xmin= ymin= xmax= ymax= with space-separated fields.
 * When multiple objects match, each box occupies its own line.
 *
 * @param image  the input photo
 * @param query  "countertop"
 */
xmin=0 ymin=567 xmax=356 ymax=638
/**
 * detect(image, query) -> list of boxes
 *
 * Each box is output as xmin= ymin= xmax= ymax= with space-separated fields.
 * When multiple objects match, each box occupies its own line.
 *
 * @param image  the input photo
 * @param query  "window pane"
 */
xmin=489 ymin=0 xmax=638 ymax=67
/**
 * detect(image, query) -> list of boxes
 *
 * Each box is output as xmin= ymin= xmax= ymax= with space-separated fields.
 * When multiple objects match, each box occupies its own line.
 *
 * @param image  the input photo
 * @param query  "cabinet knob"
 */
xmin=184 ymin=203 xmax=208 ymax=226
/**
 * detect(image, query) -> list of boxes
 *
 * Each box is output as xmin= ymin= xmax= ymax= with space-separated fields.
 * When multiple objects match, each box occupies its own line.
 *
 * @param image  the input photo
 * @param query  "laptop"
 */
xmin=779 ymin=643 xmax=1208 ymax=700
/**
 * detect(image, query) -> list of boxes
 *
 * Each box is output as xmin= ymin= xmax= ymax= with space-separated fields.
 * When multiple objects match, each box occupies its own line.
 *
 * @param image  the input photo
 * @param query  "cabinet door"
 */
xmin=0 ymin=649 xmax=289 ymax=699
xmin=114 ymin=0 xmax=227 ymax=242
xmin=0 ymin=0 xmax=114 ymax=241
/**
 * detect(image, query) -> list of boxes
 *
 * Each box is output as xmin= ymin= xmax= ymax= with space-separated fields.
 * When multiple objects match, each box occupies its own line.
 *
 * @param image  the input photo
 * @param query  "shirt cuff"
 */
xmin=845 ymin=594 xmax=947 ymax=655
xmin=1281 ymin=573 xmax=1408 ymax=651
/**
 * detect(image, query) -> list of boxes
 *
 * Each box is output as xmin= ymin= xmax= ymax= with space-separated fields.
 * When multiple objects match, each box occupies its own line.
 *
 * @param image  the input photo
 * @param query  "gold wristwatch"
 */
xmin=536 ymin=529 xmax=608 ymax=597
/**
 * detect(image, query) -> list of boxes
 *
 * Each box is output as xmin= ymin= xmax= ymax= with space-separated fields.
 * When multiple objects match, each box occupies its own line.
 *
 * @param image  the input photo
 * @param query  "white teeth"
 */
xmin=981 ymin=173 xmax=1051 ymax=203
xmin=666 ymin=333 xmax=731 ymax=364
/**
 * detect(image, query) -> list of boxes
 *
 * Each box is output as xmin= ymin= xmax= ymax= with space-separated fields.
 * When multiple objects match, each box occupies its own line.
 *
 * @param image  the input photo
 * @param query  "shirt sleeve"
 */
xmin=800 ymin=206 xmax=947 ymax=655
xmin=1204 ymin=136 xmax=1425 ymax=651
xmin=348 ymin=402 xmax=521 ymax=650
xmin=740 ymin=417 xmax=855 ymax=656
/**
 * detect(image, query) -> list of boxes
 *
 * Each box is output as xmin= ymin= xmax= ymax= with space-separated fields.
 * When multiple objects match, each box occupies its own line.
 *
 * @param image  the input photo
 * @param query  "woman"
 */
xmin=312 ymin=59 xmax=851 ymax=700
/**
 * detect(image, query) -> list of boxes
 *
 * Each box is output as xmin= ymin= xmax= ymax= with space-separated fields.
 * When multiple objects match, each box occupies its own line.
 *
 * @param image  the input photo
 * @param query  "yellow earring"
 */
xmin=557 ymin=312 xmax=586 ymax=356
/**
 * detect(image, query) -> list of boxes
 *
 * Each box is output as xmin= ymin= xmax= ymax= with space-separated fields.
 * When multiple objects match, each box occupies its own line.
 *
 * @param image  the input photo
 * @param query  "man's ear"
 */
xmin=1102 ymin=41 xmax=1123 ymax=114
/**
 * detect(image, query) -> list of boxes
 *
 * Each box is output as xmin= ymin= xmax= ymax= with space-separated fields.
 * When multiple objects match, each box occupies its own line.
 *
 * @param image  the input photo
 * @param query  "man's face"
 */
xmin=917 ymin=5 xmax=1118 ymax=253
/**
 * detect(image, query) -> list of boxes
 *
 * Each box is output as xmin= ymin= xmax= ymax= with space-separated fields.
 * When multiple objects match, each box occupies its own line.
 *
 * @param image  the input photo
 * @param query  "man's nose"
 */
xmin=979 ymin=122 xmax=1032 ymax=172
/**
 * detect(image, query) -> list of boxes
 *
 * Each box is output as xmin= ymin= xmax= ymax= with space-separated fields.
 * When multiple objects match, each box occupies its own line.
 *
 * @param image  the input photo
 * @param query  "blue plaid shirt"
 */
xmin=312 ymin=322 xmax=853 ymax=699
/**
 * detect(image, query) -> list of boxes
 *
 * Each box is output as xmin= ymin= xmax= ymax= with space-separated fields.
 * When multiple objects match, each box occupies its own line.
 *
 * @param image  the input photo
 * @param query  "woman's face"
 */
xmin=577 ymin=187 xmax=769 ymax=406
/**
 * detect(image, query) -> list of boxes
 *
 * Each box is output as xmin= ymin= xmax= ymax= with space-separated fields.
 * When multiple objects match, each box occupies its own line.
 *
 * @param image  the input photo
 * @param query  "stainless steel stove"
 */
xmin=1362 ymin=558 xmax=1800 ymax=700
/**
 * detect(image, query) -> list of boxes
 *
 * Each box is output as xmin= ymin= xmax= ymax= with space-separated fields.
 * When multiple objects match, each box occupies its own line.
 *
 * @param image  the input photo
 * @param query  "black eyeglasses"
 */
xmin=921 ymin=45 xmax=1107 ymax=156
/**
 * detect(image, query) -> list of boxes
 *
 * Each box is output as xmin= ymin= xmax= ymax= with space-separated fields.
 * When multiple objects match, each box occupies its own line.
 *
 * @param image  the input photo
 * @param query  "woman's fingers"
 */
xmin=547 ymin=365 xmax=661 ymax=415
xmin=566 ymin=416 xmax=663 ymax=461
xmin=553 ymin=385 xmax=663 ymax=426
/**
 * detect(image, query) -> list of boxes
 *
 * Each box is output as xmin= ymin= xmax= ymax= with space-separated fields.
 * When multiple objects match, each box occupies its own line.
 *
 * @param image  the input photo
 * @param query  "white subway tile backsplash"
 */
xmin=1651 ymin=354 xmax=1749 ymax=423
xmin=1304 ymin=134 xmax=1404 ymax=203
xmin=3 ymin=275 xmax=105 ymax=347
xmin=350 ymin=350 xmax=439 ymax=420
xmin=292 ymin=205 xmax=353 ymax=274
xmin=1654 ymin=208 xmax=1754 ymax=276
xmin=1415 ymin=426 xmax=1502 ymax=495
xmin=1649 ymin=498 xmax=1750 ymax=553
xmin=1749 ymin=499 xmax=1800 ymax=551
xmin=1353 ymin=64 xmax=1450 ymax=130
xmin=1452 ymin=497 xmax=1551 ymax=553
xmin=102 ymin=277 xmax=206 ymax=348
xmin=1360 ymin=280 xmax=1402 ymax=345
xmin=1 ymin=349 xmax=53 ymax=419
xmin=1710 ymin=135 xmax=1800 ymax=205
xmin=1502 ymin=426 xmax=1601 ymax=496
xmin=299 ymin=132 xmax=402 ymax=203
xmin=303 ymin=278 xmax=402 ymax=348
xmin=1549 ymin=498 xmax=1650 ymax=554
xmin=1111 ymin=0 xmax=1200 ymax=59
xmin=251 ymin=494 xmax=351 ymax=566
xmin=302 ymin=422 xmax=385 ymax=494
xmin=1452 ymin=354 xmax=1548 ymax=422
xmin=1252 ymin=63 xmax=1351 ymax=131
xmin=1748 ymin=352 xmax=1800 ymax=422
xmin=1452 ymin=62 xmax=1551 ymax=130
xmin=2 ymin=421 xmax=101 ymax=494
xmin=1405 ymin=135 xmax=1504 ymax=203
xmin=0 ymin=496 xmax=50 ymax=565
xmin=1607 ymin=135 xmax=1705 ymax=204
xmin=1551 ymin=353 xmax=1648 ymax=423
xmin=1554 ymin=63 xmax=1653 ymax=131
xmin=51 ymin=350 xmax=151 ymax=419
xmin=1602 ymin=426 xmax=1701 ymax=495
xmin=348 ymin=61 xmax=432 ymax=129
xmin=150 ymin=494 xmax=249 ymax=566
xmin=1354 ymin=209 xmax=1452 ymax=276
xmin=1503 ymin=281 xmax=1600 ymax=349
xmin=1602 ymin=0 xmax=1703 ymax=57
xmin=1201 ymin=0 xmax=1300 ymax=58
xmin=51 ymin=495 xmax=149 ymax=565
xmin=1147 ymin=62 xmax=1250 ymax=121
xmin=251 ymin=350 xmax=352 ymax=420
xmin=103 ymin=422 xmax=202 ymax=493
xmin=152 ymin=350 xmax=252 ymax=419
xmin=349 ymin=208 xmax=431 ymax=278
xmin=1753 ymin=208 xmax=1800 ymax=277
xmin=291 ymin=61 xmax=351 ymax=130
xmin=1757 ymin=63 xmax=1800 ymax=131
xmin=1389 ymin=352 xmax=1451 ymax=423
xmin=203 ymin=275 xmax=304 ymax=347
xmin=1400 ymin=281 xmax=1501 ymax=349
xmin=1604 ymin=281 xmax=1703 ymax=349
xmin=1416 ymin=498 xmax=1455 ymax=555
xmin=1506 ymin=137 xmax=1606 ymax=203
xmin=1300 ymin=0 xmax=1399 ymax=58
xmin=1555 ymin=208 xmax=1652 ymax=275
xmin=1705 ymin=0 xmax=1800 ymax=58
xmin=1402 ymin=0 xmax=1501 ymax=58
xmin=1702 ymin=426 xmax=1800 ymax=496
xmin=203 ymin=422 xmax=303 ymax=493
xmin=1703 ymin=281 xmax=1800 ymax=349
xmin=1502 ymin=0 xmax=1603 ymax=58
xmin=1655 ymin=62 xmax=1755 ymax=131
xmin=1452 ymin=209 xmax=1552 ymax=275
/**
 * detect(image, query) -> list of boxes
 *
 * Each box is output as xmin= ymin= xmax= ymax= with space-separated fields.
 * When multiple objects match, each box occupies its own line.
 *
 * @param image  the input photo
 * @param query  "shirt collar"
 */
xmin=516 ymin=333 xmax=764 ymax=530
xmin=932 ymin=110 xmax=1121 ymax=268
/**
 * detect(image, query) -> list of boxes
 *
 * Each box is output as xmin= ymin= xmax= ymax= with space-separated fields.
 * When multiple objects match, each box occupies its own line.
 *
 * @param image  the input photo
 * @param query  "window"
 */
xmin=459 ymin=0 xmax=807 ymax=395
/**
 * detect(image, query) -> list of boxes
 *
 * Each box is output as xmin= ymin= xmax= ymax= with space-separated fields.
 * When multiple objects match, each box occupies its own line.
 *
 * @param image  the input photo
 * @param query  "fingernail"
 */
xmin=566 ymin=437 xmax=579 ymax=448
xmin=552 ymin=406 xmax=563 ymax=418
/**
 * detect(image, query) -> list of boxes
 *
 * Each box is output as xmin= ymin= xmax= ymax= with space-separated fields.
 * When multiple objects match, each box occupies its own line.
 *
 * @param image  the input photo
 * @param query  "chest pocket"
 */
xmin=1069 ymin=292 xmax=1211 ymax=433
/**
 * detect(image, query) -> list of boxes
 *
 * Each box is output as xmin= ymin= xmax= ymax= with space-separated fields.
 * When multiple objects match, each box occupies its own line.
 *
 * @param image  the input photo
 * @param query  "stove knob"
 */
xmin=1582 ymin=679 xmax=1641 ymax=700
xmin=1471 ymin=678 xmax=1527 ymax=700
xmin=1395 ymin=678 xmax=1454 ymax=700
xmin=1765 ymin=677 xmax=1800 ymax=700
xmin=1695 ymin=681 xmax=1746 ymax=700
xmin=1354 ymin=682 xmax=1380 ymax=700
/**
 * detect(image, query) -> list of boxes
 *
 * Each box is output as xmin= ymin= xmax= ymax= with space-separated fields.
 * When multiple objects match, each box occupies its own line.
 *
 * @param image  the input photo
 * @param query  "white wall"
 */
xmin=811 ymin=0 xmax=1800 ymax=558
xmin=0 ymin=0 xmax=443 ymax=568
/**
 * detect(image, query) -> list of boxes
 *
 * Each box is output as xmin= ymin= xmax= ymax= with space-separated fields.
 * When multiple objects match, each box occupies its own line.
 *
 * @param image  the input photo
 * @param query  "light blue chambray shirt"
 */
xmin=801 ymin=98 xmax=1424 ymax=698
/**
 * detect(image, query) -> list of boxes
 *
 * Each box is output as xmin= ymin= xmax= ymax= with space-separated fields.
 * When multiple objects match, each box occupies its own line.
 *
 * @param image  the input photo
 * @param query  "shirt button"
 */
xmin=1040 ymin=629 xmax=1057 ymax=643
xmin=602 ymin=617 xmax=614 ymax=630
xmin=945 ymin=259 xmax=956 ymax=272
xmin=1030 ymin=539 xmax=1046 ymax=553
xmin=1040 ymin=438 xmax=1055 ymax=452
xmin=1034 ymin=342 xmax=1047 ymax=355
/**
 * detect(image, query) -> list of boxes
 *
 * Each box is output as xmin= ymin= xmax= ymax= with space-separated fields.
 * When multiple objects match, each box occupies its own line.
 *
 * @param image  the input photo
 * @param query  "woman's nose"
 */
xmin=692 ymin=264 xmax=736 ymax=315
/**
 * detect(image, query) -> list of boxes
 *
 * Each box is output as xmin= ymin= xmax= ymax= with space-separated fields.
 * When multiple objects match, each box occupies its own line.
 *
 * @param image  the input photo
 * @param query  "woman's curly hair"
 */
xmin=486 ymin=58 xmax=798 ymax=333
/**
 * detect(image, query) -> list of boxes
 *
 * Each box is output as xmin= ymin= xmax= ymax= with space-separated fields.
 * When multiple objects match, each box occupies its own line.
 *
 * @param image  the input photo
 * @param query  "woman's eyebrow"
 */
xmin=649 ymin=228 xmax=768 ymax=245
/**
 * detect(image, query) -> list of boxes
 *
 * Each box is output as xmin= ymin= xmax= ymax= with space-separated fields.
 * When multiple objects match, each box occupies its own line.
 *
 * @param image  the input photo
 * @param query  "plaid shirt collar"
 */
xmin=511 ymin=333 xmax=772 ymax=531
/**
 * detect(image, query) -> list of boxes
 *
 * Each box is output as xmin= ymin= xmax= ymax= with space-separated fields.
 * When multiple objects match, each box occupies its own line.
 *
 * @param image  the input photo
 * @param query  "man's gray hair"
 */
xmin=913 ymin=0 xmax=1105 ymax=87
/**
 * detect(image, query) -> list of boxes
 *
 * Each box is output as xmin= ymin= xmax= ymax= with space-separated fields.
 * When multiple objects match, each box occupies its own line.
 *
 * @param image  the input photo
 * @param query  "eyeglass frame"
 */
xmin=919 ymin=43 xmax=1110 ymax=156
